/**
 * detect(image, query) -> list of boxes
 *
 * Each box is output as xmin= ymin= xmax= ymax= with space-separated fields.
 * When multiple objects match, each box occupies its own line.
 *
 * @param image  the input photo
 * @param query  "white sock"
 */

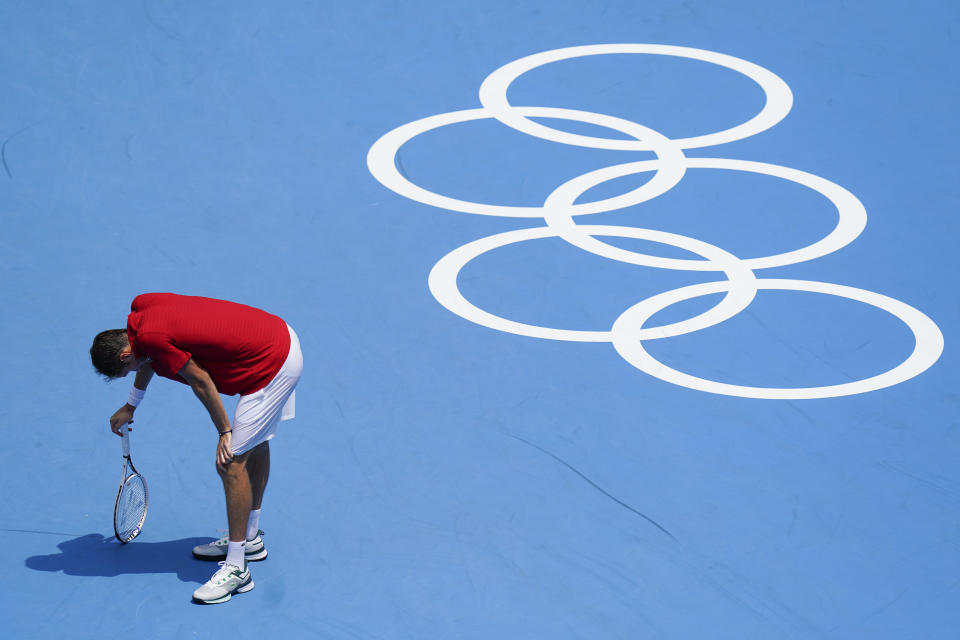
xmin=246 ymin=509 xmax=262 ymax=541
xmin=225 ymin=541 xmax=245 ymax=569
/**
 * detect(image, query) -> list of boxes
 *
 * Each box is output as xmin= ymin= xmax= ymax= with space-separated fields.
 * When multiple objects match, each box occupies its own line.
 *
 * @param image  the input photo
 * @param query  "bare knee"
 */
xmin=216 ymin=453 xmax=250 ymax=479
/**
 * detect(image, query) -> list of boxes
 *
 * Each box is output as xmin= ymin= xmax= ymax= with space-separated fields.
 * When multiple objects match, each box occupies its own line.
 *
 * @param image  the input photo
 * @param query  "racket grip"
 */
xmin=121 ymin=426 xmax=131 ymax=457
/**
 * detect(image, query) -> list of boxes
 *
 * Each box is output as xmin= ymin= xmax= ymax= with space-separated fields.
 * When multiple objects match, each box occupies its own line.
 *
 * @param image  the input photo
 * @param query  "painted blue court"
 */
xmin=2 ymin=1 xmax=958 ymax=638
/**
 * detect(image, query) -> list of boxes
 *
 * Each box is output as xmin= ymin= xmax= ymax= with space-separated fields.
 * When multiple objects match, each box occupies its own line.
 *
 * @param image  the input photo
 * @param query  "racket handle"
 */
xmin=121 ymin=425 xmax=131 ymax=457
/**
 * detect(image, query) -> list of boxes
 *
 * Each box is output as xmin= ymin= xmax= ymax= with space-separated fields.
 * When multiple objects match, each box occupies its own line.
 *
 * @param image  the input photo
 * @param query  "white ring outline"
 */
xmin=478 ymin=44 xmax=793 ymax=150
xmin=366 ymin=107 xmax=687 ymax=218
xmin=542 ymin=157 xmax=867 ymax=270
xmin=611 ymin=278 xmax=945 ymax=399
xmin=429 ymin=224 xmax=757 ymax=342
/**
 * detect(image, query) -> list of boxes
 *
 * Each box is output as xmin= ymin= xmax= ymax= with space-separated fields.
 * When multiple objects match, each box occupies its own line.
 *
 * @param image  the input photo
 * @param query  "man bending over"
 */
xmin=90 ymin=293 xmax=303 ymax=604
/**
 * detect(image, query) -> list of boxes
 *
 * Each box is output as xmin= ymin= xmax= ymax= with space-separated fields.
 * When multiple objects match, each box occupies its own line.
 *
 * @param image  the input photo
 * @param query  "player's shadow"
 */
xmin=25 ymin=533 xmax=215 ymax=584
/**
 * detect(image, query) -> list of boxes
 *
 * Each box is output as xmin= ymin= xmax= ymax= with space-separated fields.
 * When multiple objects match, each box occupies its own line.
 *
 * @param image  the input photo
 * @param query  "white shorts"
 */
xmin=231 ymin=324 xmax=302 ymax=455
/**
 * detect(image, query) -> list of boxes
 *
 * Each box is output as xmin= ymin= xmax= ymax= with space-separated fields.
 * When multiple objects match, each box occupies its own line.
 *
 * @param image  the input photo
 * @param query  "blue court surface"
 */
xmin=2 ymin=1 xmax=958 ymax=638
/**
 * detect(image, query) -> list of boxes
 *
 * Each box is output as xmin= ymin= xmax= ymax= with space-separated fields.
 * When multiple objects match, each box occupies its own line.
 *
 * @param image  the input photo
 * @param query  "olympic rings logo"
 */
xmin=367 ymin=44 xmax=944 ymax=399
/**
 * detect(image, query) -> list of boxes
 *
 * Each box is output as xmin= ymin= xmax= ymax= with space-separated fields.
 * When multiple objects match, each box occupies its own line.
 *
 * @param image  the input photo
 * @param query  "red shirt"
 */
xmin=127 ymin=293 xmax=291 ymax=396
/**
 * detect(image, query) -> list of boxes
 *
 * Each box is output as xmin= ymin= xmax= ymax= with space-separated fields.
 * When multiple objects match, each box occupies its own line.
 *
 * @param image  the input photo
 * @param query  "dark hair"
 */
xmin=90 ymin=329 xmax=129 ymax=379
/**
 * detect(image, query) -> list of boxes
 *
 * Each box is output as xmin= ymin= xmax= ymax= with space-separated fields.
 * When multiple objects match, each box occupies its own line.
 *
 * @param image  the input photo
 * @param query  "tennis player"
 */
xmin=90 ymin=293 xmax=303 ymax=604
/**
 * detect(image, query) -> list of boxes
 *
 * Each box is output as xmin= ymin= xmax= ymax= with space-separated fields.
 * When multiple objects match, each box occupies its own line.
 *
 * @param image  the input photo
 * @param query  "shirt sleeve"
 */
xmin=135 ymin=331 xmax=192 ymax=377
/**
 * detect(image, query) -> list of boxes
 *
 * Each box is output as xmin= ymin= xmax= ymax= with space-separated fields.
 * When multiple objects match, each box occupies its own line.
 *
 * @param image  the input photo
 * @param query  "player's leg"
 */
xmin=243 ymin=441 xmax=269 ymax=546
xmin=192 ymin=450 xmax=255 ymax=604
xmin=218 ymin=450 xmax=253 ymax=545
xmin=247 ymin=441 xmax=270 ymax=511
xmin=191 ymin=443 xmax=267 ymax=562
xmin=191 ymin=409 xmax=275 ymax=562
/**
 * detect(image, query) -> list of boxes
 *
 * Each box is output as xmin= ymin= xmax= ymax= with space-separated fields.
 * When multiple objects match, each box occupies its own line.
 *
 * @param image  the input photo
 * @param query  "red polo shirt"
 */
xmin=127 ymin=293 xmax=291 ymax=396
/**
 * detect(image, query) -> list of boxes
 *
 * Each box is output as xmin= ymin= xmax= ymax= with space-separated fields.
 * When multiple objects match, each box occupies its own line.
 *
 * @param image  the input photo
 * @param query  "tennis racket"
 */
xmin=113 ymin=425 xmax=148 ymax=543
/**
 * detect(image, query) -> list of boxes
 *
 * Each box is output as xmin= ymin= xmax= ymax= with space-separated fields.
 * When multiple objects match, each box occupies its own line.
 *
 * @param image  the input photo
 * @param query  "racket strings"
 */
xmin=116 ymin=474 xmax=148 ymax=541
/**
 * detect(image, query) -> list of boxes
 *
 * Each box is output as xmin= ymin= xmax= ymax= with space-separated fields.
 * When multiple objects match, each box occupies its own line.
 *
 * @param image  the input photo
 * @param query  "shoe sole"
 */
xmin=192 ymin=548 xmax=268 ymax=562
xmin=193 ymin=578 xmax=255 ymax=604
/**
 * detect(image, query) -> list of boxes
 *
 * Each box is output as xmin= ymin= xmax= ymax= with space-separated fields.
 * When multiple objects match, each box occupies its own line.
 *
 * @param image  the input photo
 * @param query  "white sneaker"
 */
xmin=192 ymin=562 xmax=254 ymax=604
xmin=192 ymin=530 xmax=267 ymax=561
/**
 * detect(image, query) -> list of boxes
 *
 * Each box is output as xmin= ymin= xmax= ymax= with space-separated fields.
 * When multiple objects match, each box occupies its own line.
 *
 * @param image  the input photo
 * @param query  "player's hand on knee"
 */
xmin=216 ymin=432 xmax=234 ymax=471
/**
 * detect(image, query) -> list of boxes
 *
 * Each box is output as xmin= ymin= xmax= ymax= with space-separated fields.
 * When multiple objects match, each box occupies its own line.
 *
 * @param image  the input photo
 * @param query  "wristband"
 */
xmin=127 ymin=386 xmax=146 ymax=408
xmin=218 ymin=429 xmax=232 ymax=437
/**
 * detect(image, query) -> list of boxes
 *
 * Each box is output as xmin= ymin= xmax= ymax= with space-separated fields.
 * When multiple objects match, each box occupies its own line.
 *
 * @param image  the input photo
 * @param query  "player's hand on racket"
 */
xmin=110 ymin=405 xmax=135 ymax=436
xmin=216 ymin=431 xmax=233 ymax=470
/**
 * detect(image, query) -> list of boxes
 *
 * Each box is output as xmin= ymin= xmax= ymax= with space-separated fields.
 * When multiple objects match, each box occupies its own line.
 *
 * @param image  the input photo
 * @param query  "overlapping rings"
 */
xmin=367 ymin=44 xmax=943 ymax=399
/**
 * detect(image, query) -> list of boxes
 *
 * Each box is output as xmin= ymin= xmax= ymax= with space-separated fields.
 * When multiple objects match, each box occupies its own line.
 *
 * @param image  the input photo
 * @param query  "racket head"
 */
xmin=113 ymin=472 xmax=148 ymax=543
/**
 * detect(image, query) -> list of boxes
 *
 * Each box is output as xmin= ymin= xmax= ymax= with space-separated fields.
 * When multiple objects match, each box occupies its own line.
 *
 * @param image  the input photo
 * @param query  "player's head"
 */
xmin=90 ymin=329 xmax=135 ymax=379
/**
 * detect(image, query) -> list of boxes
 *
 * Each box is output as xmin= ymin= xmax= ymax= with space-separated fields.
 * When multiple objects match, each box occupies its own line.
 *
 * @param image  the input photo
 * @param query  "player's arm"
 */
xmin=133 ymin=364 xmax=155 ymax=391
xmin=110 ymin=364 xmax=155 ymax=435
xmin=177 ymin=358 xmax=234 ymax=468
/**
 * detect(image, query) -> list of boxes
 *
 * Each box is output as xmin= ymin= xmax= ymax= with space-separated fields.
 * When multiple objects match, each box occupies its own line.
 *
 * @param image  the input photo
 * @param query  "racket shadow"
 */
xmin=25 ymin=533 xmax=214 ymax=584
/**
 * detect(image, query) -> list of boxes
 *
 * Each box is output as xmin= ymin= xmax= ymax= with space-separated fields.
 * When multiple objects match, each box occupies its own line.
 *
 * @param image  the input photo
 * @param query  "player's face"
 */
xmin=119 ymin=360 xmax=141 ymax=377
